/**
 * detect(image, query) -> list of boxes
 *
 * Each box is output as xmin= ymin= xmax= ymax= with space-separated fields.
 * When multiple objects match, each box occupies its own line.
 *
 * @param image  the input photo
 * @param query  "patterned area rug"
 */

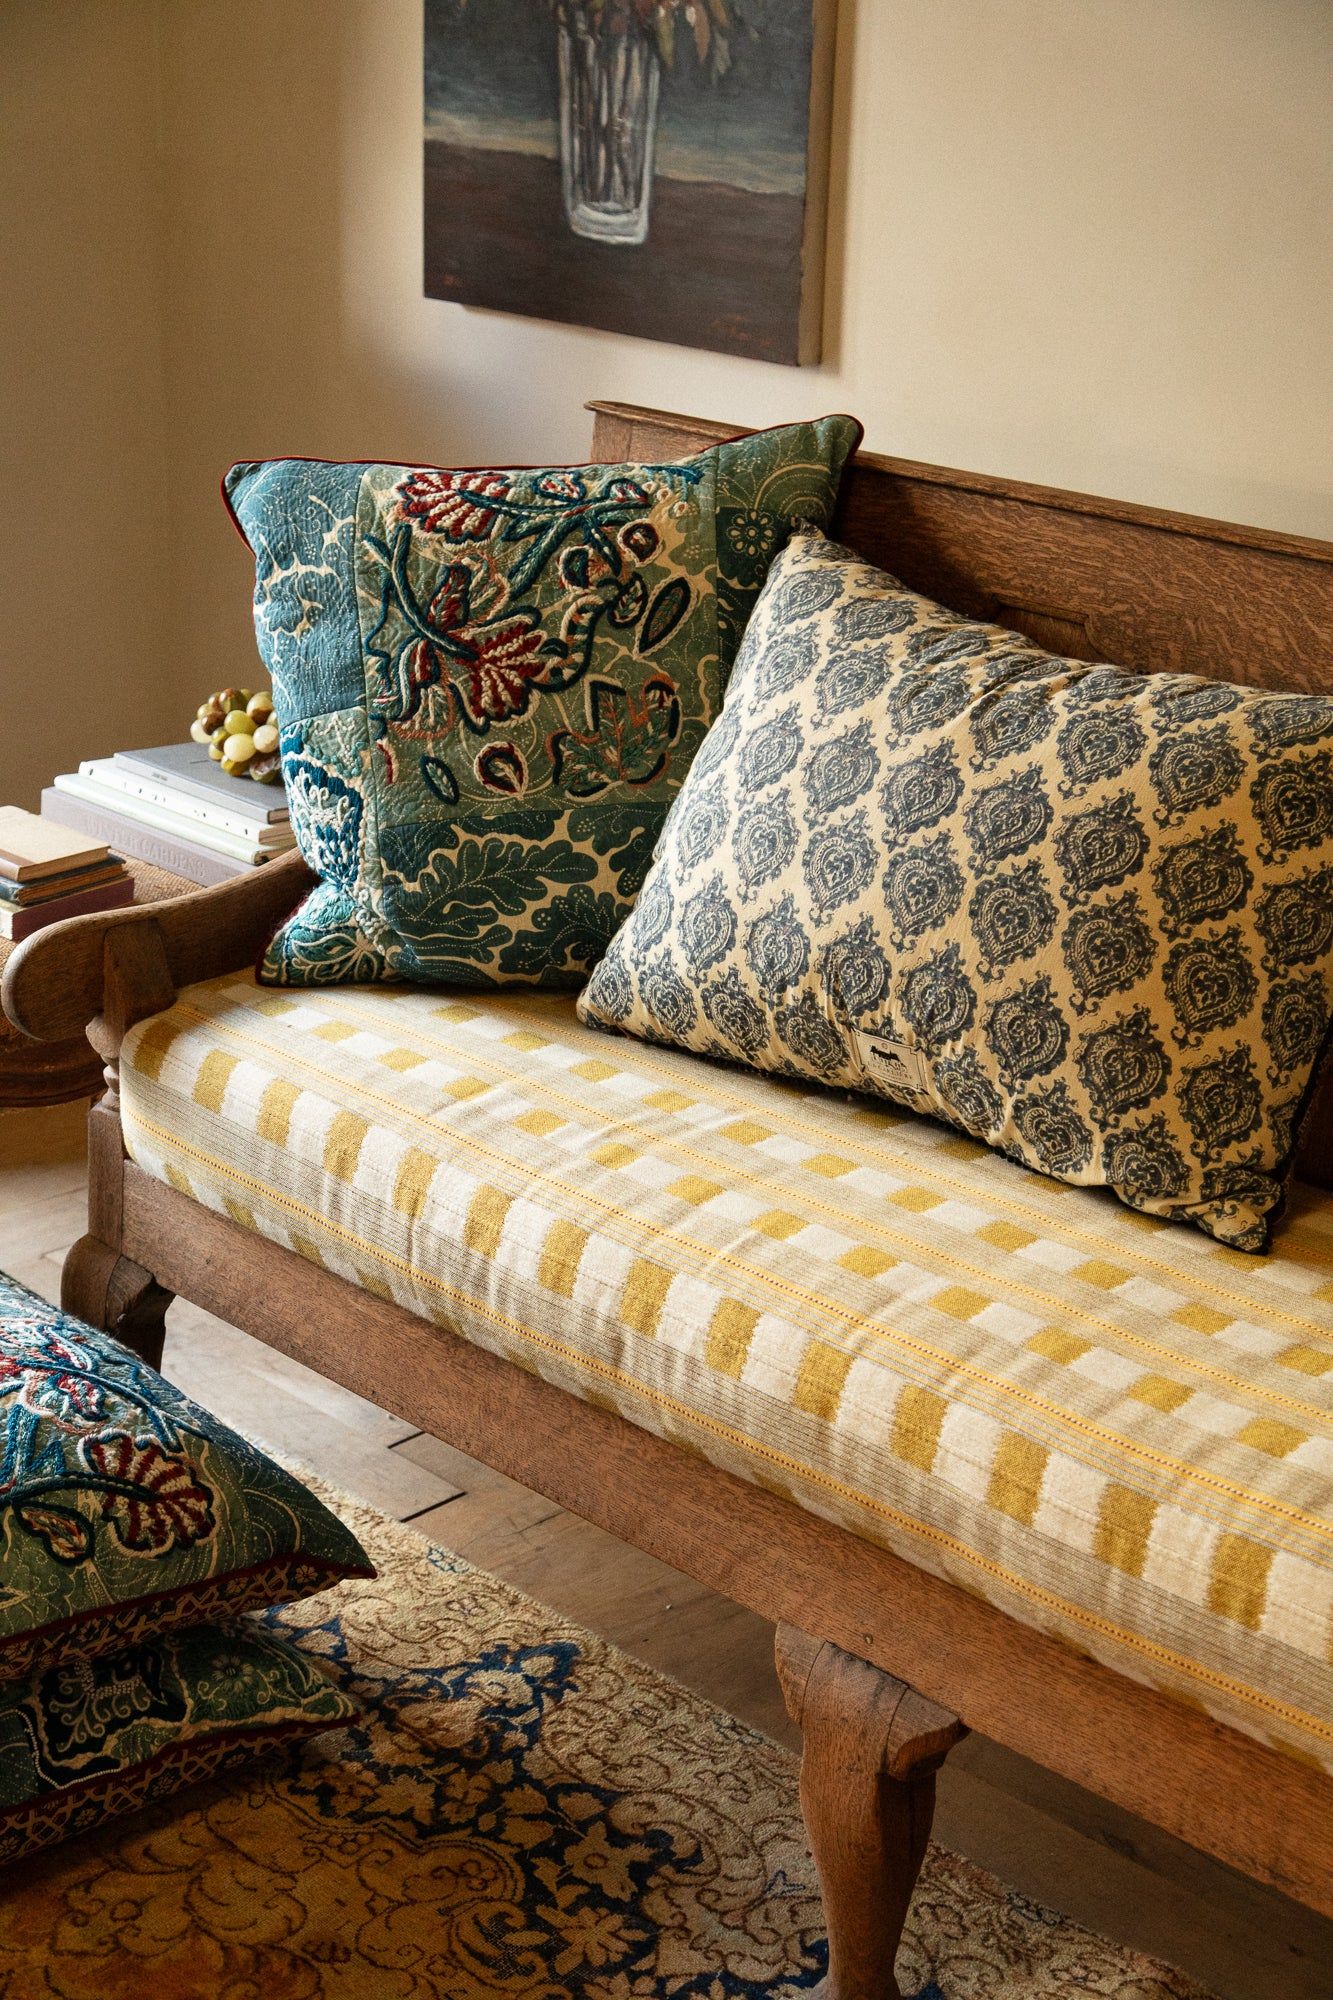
xmin=0 ymin=1481 xmax=1213 ymax=1999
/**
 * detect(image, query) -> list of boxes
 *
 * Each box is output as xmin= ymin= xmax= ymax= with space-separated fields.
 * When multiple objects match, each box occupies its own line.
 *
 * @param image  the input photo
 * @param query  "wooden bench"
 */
xmin=8 ymin=402 xmax=1333 ymax=1999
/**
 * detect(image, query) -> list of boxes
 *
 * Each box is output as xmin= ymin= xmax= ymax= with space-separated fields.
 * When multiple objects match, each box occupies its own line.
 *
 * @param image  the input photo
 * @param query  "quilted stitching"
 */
xmin=224 ymin=422 xmax=859 ymax=989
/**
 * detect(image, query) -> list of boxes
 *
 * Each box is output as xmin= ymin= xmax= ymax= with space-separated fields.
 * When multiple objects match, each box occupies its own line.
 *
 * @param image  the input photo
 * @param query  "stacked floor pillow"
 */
xmin=0 ymin=1271 xmax=370 ymax=1862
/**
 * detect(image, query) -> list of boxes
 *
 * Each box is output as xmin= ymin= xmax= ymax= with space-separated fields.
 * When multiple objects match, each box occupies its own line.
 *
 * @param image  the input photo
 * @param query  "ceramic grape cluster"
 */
xmin=190 ymin=688 xmax=282 ymax=784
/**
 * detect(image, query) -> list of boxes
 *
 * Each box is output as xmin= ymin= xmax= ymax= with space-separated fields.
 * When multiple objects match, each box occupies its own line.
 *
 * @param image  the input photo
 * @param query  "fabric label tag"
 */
xmin=852 ymin=1030 xmax=932 ymax=1102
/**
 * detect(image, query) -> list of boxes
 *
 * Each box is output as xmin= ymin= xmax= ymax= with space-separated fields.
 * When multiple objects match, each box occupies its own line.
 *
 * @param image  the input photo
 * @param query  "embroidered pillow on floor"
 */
xmin=579 ymin=528 xmax=1333 ymax=1251
xmin=224 ymin=419 xmax=860 ymax=989
xmin=0 ymin=1619 xmax=355 ymax=1863
xmin=0 ymin=1273 xmax=373 ymax=1683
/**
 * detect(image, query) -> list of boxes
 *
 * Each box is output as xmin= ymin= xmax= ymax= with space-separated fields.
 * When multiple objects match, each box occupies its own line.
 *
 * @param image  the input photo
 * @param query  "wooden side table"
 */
xmin=0 ymin=860 xmax=200 ymax=1108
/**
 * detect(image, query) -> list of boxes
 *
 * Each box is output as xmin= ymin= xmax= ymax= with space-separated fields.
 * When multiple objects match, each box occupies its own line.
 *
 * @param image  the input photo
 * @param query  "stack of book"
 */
xmin=0 ymin=808 xmax=133 ymax=942
xmin=43 ymin=744 xmax=295 ymax=887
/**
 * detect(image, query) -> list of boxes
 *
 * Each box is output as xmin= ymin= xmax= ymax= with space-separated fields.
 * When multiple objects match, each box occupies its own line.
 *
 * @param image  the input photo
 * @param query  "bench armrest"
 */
xmin=2 ymin=850 xmax=315 ymax=1045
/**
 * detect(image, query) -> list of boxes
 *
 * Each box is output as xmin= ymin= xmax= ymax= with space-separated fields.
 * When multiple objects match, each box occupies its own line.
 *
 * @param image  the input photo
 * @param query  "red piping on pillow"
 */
xmin=217 ymin=415 xmax=865 ymax=547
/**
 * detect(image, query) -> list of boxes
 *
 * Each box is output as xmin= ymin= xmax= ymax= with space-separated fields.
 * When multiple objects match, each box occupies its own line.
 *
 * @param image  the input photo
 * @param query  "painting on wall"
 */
xmin=424 ymin=1 xmax=836 ymax=365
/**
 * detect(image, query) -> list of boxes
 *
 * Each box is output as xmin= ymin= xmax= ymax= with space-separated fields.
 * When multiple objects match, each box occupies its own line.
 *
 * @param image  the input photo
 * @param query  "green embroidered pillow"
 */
xmin=0 ymin=1620 xmax=355 ymax=1863
xmin=0 ymin=1274 xmax=372 ymax=1682
xmin=580 ymin=528 xmax=1333 ymax=1251
xmin=223 ymin=419 xmax=860 ymax=988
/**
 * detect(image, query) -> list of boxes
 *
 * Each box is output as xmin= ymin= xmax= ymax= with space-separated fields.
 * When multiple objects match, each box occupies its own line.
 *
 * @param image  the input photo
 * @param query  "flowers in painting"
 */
xmin=547 ymin=0 xmax=738 ymax=77
xmin=450 ymin=0 xmax=745 ymax=73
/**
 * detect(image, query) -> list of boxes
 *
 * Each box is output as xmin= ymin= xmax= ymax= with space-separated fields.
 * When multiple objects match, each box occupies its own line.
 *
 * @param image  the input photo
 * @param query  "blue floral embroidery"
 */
xmin=228 ymin=422 xmax=858 ymax=991
xmin=284 ymin=756 xmax=363 ymax=890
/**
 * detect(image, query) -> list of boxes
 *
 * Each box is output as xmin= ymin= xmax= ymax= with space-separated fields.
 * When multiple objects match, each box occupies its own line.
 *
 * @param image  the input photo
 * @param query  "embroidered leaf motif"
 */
xmin=420 ymin=756 xmax=460 ymax=806
xmin=82 ymin=1436 xmax=216 ymax=1555
xmin=424 ymin=565 xmax=473 ymax=630
xmin=641 ymin=577 xmax=691 ymax=653
xmin=263 ymin=881 xmax=390 ymax=985
xmin=393 ymin=835 xmax=597 ymax=946
xmin=468 ymin=838 xmax=577 ymax=910
xmin=566 ymin=805 xmax=662 ymax=893
xmin=550 ymin=677 xmax=682 ymax=799
xmin=285 ymin=759 xmax=363 ymax=887
xmin=478 ymin=806 xmax=560 ymax=843
xmin=498 ymin=887 xmax=627 ymax=978
xmin=365 ymin=530 xmax=467 ymax=725
xmin=396 ymin=468 xmax=513 ymax=541
xmin=456 ymin=615 xmax=565 ymax=729
xmin=365 ymin=523 xmax=570 ymax=732
xmin=607 ymin=574 xmax=648 ymax=630
xmin=16 ymin=1502 xmax=92 ymax=1564
xmin=0 ymin=1326 xmax=105 ymax=1412
xmin=475 ymin=743 xmax=528 ymax=797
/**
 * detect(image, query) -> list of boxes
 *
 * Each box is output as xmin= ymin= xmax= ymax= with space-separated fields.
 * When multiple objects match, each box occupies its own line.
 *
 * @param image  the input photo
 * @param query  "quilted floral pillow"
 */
xmin=0 ymin=1274 xmax=372 ymax=1682
xmin=580 ymin=528 xmax=1333 ymax=1251
xmin=0 ymin=1619 xmax=355 ymax=1863
xmin=224 ymin=418 xmax=859 ymax=988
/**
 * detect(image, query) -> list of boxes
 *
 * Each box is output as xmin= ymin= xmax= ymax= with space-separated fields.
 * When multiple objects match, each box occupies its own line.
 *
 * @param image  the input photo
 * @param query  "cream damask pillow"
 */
xmin=579 ymin=528 xmax=1333 ymax=1250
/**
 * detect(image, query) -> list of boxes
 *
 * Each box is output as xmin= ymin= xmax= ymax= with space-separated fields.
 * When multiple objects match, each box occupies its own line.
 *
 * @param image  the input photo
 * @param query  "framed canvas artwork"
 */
xmin=424 ymin=1 xmax=836 ymax=364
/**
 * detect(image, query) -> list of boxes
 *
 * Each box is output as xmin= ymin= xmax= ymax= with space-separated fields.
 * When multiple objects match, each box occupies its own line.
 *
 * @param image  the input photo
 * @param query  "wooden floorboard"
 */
xmin=1 ymin=1101 xmax=1329 ymax=2000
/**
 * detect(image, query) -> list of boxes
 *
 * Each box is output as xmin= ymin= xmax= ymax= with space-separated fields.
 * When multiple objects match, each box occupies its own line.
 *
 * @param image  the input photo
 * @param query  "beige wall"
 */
xmin=4 ymin=0 xmax=1332 ymax=798
xmin=0 ymin=0 xmax=171 ymax=809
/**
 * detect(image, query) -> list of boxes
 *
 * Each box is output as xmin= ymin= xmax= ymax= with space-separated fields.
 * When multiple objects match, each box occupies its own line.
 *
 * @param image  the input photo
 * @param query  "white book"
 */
xmin=52 ymin=772 xmax=295 ymax=867
xmin=79 ymin=757 xmax=288 ymax=845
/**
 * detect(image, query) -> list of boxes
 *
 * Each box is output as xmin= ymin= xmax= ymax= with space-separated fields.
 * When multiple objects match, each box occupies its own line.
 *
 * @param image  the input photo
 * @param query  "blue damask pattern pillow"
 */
xmin=0 ymin=1274 xmax=372 ymax=1683
xmin=580 ymin=529 xmax=1333 ymax=1251
xmin=224 ymin=419 xmax=860 ymax=989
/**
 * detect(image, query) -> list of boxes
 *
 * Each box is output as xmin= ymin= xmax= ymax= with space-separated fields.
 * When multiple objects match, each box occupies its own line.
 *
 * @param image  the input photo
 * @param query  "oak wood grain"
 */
xmin=777 ymin=1626 xmax=966 ymax=2000
xmin=1 ymin=849 xmax=313 ymax=1046
xmin=0 ymin=860 xmax=199 ymax=1109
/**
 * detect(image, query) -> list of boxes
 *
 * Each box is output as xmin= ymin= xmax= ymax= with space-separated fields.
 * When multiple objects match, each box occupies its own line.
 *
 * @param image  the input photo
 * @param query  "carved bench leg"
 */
xmin=62 ymin=1237 xmax=172 ymax=1369
xmin=61 ymin=1072 xmax=173 ymax=1370
xmin=776 ymin=1624 xmax=967 ymax=2000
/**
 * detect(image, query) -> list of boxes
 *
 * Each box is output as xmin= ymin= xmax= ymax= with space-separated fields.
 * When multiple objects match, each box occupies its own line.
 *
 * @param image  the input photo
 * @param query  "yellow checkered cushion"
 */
xmin=120 ymin=976 xmax=1333 ymax=1772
